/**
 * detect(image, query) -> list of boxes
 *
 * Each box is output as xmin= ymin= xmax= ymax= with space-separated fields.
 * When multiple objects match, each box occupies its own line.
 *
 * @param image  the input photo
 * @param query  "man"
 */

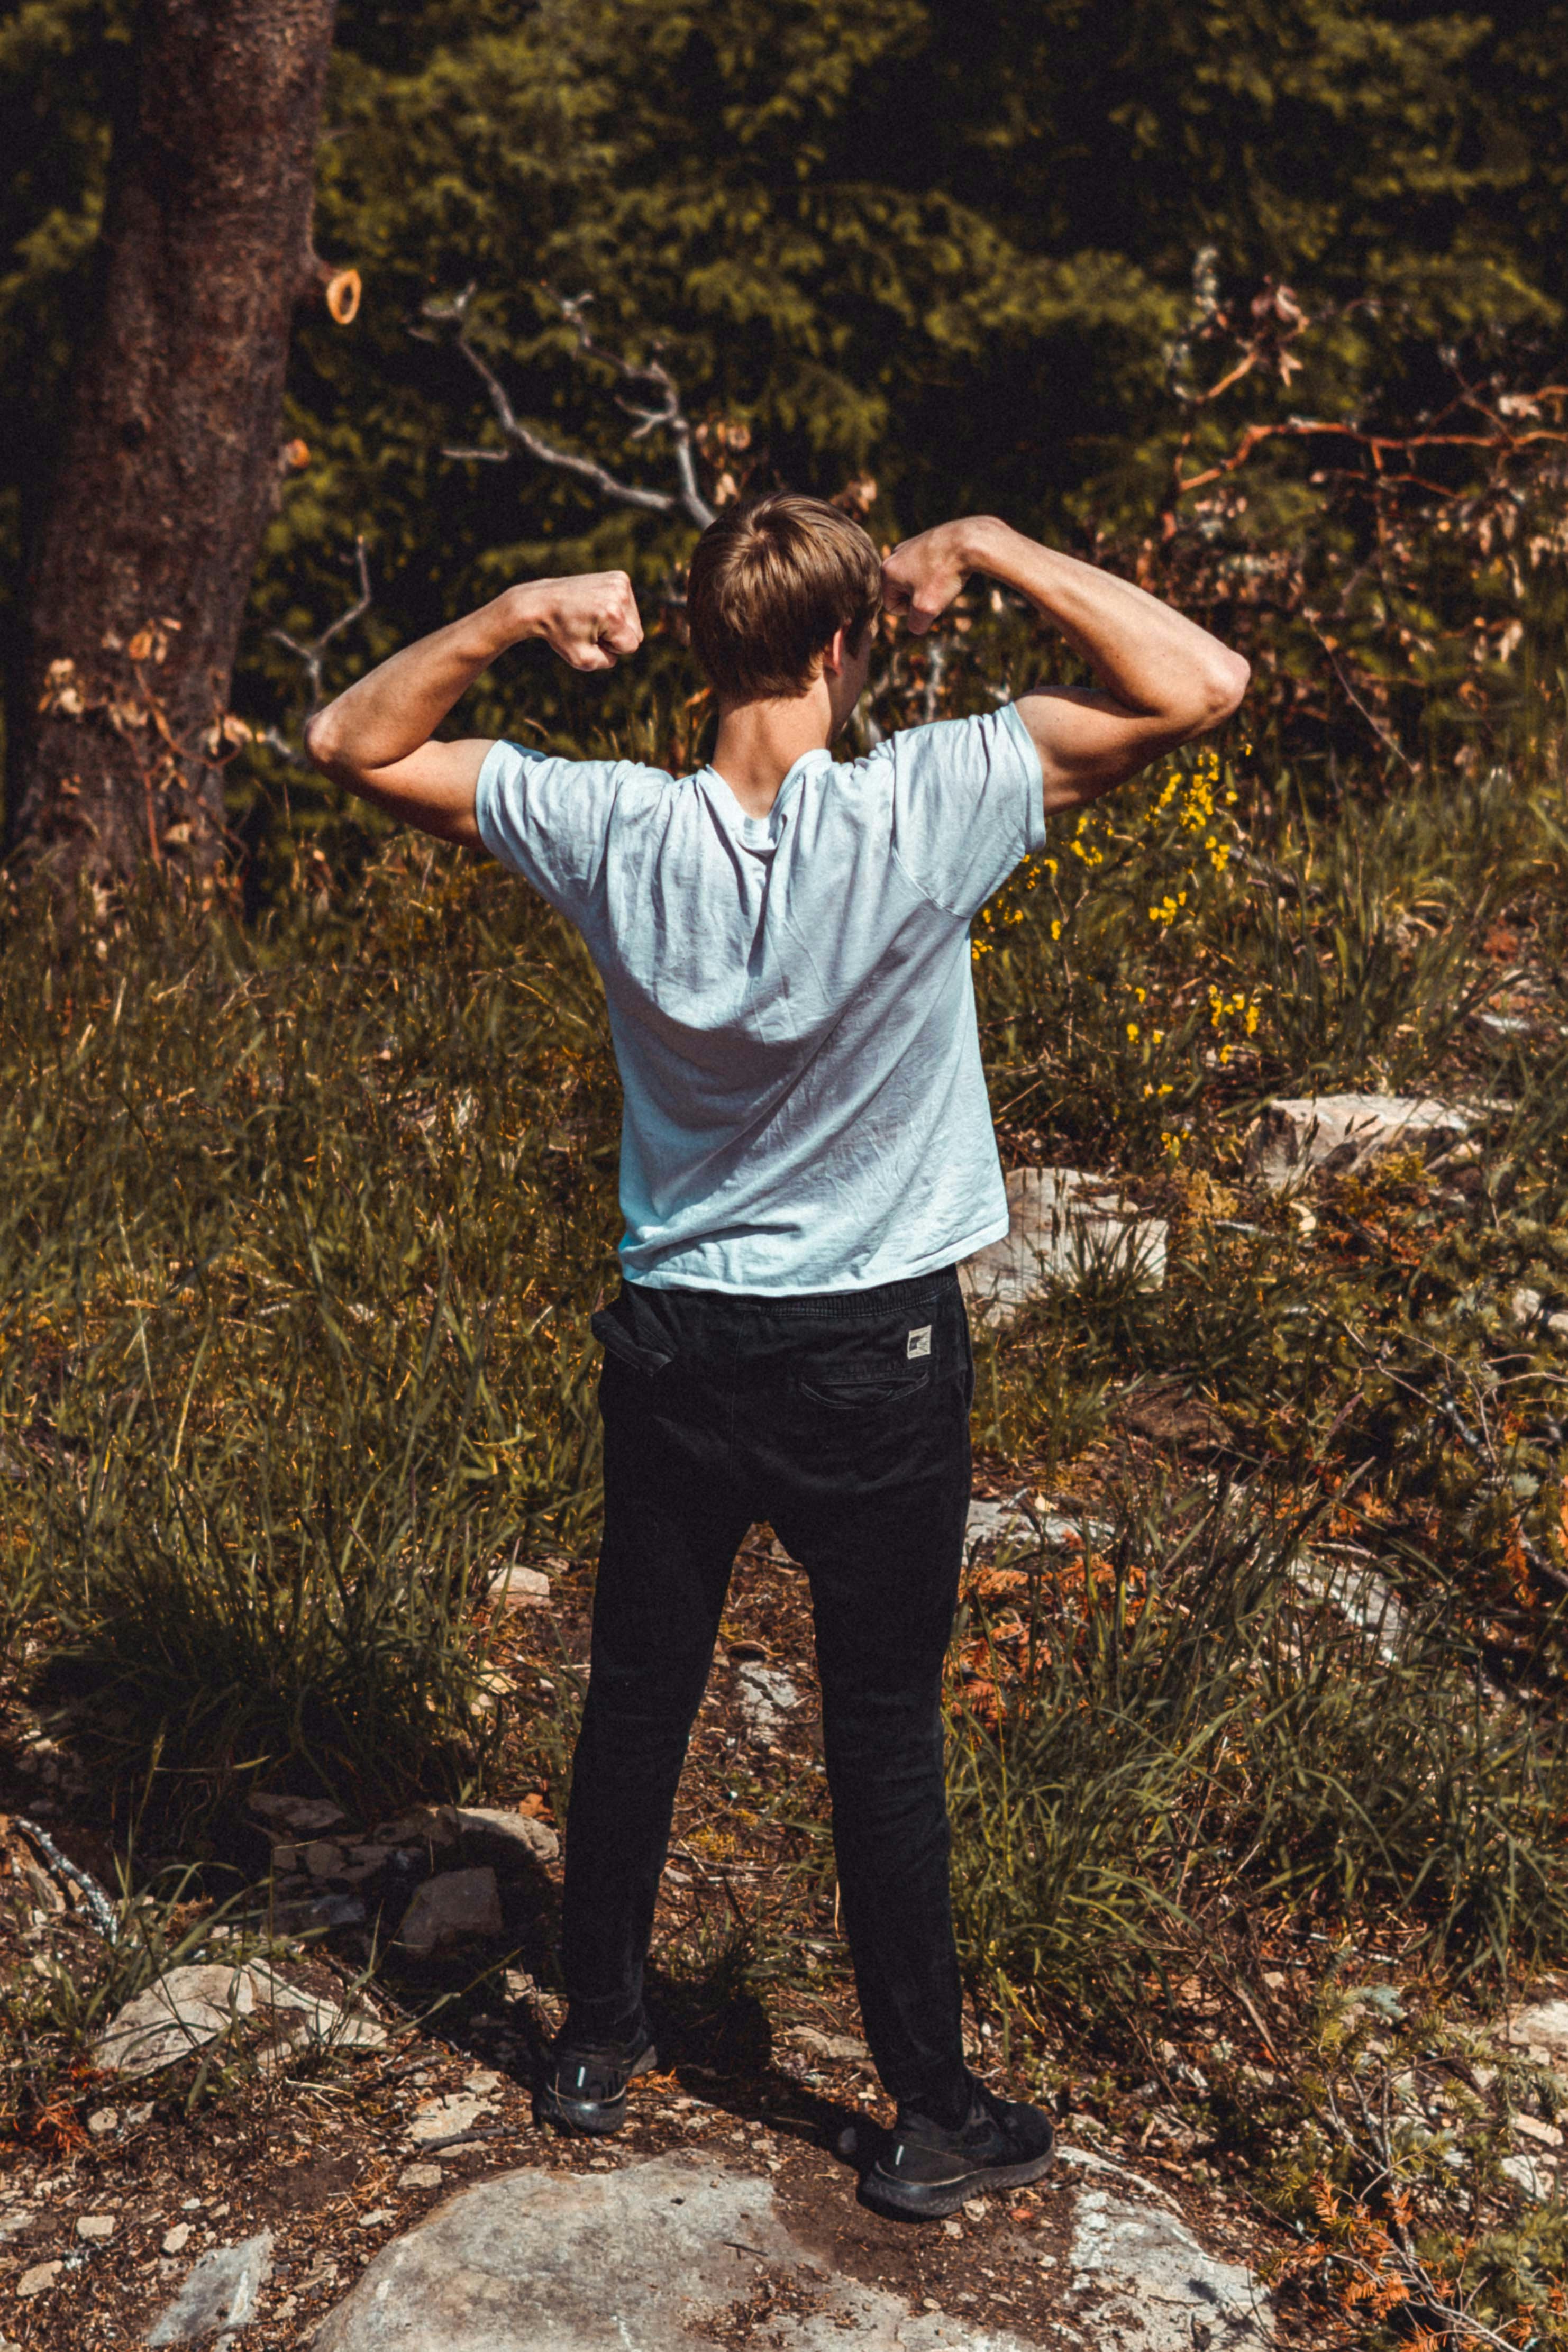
xmin=307 ymin=500 xmax=1247 ymax=2220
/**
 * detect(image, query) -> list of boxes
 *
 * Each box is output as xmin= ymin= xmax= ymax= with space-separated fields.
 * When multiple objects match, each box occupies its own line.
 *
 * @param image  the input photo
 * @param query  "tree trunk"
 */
xmin=7 ymin=0 xmax=338 ymax=892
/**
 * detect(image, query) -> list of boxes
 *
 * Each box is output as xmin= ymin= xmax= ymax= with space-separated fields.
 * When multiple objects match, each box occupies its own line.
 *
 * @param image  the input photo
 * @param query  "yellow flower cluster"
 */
xmin=1208 ymin=984 xmax=1261 ymax=1035
xmin=1147 ymin=745 xmax=1242 ymax=899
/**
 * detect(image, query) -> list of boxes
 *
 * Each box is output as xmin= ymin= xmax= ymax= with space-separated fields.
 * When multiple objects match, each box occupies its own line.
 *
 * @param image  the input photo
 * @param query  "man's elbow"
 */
xmin=303 ymin=703 xmax=355 ymax=782
xmin=1204 ymin=653 xmax=1251 ymax=724
xmin=1192 ymin=649 xmax=1250 ymax=731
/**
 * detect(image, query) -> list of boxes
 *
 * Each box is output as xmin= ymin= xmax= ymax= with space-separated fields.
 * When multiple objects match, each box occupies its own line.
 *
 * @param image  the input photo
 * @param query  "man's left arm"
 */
xmin=304 ymin=572 xmax=644 ymax=845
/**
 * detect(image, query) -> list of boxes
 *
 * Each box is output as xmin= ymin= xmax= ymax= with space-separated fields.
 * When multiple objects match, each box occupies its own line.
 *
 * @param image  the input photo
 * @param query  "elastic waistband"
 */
xmin=625 ymin=1266 xmax=960 ymax=1321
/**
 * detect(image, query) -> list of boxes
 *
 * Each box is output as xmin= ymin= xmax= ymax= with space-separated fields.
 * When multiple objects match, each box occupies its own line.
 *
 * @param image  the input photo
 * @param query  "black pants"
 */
xmin=560 ymin=1264 xmax=974 ymax=2118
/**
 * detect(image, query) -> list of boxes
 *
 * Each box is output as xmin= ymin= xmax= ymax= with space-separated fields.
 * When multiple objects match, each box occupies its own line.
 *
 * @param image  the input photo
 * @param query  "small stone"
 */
xmin=398 ymin=2164 xmax=443 ymax=2191
xmin=162 ymin=2223 xmax=192 ymax=2254
xmin=248 ymin=1793 xmax=348 ymax=1835
xmin=1500 ymin=2000 xmax=1568 ymax=2063
xmin=447 ymin=1806 xmax=560 ymax=1869
xmin=86 ymin=2107 xmax=120 ymax=2136
xmin=144 ymin=2231 xmax=273 ymax=2346
xmin=304 ymin=1839 xmax=347 ymax=1880
xmin=395 ymin=1867 xmax=503 ymax=1955
xmin=489 ymin=1561 xmax=553 ymax=1609
xmin=359 ymin=2208 xmax=396 ymax=2229
xmin=17 ymin=2260 xmax=63 ymax=2298
xmin=76 ymin=2213 xmax=116 ymax=2240
xmin=127 ymin=2101 xmax=154 ymax=2126
xmin=94 ymin=1964 xmax=254 ymax=2076
xmin=1502 ymin=2151 xmax=1551 ymax=2201
xmin=407 ymin=2091 xmax=495 ymax=2146
xmin=781 ymin=2026 xmax=872 ymax=2066
xmin=1513 ymin=2114 xmax=1563 ymax=2149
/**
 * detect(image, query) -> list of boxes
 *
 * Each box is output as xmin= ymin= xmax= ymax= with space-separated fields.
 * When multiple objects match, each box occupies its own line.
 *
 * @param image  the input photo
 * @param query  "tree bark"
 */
xmin=7 ymin=0 xmax=339 ymax=891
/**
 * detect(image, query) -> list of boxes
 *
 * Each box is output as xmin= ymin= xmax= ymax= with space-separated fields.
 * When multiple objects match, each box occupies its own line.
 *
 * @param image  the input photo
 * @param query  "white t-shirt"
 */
xmin=475 ymin=701 xmax=1045 ymax=1293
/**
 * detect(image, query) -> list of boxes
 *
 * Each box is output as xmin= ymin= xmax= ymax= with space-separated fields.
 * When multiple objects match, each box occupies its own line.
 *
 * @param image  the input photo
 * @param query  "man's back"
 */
xmin=476 ymin=703 xmax=1044 ymax=1293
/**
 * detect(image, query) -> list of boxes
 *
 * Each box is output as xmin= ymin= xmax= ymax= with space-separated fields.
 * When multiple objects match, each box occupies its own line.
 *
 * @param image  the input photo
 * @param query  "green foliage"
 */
xmin=4 ymin=2 xmax=1567 ymax=833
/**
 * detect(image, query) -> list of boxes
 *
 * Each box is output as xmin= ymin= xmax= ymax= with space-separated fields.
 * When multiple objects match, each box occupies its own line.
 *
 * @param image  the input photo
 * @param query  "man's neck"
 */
xmin=709 ymin=686 xmax=834 ymax=818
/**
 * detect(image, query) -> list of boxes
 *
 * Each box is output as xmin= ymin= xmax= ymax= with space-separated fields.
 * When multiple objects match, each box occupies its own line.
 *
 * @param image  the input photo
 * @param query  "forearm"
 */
xmin=964 ymin=519 xmax=1248 ymax=730
xmin=305 ymin=589 xmax=529 ymax=780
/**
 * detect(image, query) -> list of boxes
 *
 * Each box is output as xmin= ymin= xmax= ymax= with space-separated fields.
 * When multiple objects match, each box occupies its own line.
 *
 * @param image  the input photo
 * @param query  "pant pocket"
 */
xmin=796 ymin=1327 xmax=934 ymax=1412
xmin=591 ymin=1302 xmax=675 ymax=1380
xmin=798 ymin=1369 xmax=932 ymax=1410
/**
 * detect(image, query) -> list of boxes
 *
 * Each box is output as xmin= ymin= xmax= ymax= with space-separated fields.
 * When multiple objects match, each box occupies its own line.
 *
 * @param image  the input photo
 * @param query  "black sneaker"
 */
xmin=535 ymin=2024 xmax=659 ymax=2136
xmin=859 ymin=2080 xmax=1056 ymax=2221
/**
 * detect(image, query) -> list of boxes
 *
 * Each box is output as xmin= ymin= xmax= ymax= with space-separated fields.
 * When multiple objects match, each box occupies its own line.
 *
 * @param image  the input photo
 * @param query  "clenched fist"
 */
xmin=880 ymin=518 xmax=1005 ymax=636
xmin=513 ymin=571 xmax=645 ymax=672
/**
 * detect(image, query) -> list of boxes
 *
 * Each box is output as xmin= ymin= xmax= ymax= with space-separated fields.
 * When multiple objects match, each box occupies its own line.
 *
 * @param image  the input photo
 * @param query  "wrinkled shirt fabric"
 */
xmin=474 ymin=703 xmax=1045 ymax=1294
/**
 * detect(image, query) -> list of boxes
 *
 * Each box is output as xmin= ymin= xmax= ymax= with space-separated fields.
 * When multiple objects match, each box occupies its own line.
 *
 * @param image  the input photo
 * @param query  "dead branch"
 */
xmin=423 ymin=283 xmax=715 ymax=531
xmin=264 ymin=535 xmax=373 ymax=762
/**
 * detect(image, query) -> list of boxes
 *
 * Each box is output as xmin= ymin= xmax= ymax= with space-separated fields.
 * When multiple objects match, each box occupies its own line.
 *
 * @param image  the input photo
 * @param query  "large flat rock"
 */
xmin=1245 ymin=1093 xmax=1472 ymax=1191
xmin=313 ymin=2150 xmax=1270 ymax=2351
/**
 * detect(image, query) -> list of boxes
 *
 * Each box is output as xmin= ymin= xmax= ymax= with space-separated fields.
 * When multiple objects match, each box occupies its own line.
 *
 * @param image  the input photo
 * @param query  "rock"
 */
xmin=1511 ymin=1287 xmax=1568 ymax=1341
xmin=395 ymin=1867 xmax=504 ymax=1956
xmin=398 ymin=2164 xmax=444 ymax=2191
xmin=76 ymin=2213 xmax=116 ymax=2240
xmin=1502 ymin=2152 xmax=1552 ymax=2202
xmin=276 ymin=1891 xmax=367 ymax=1935
xmin=1499 ymin=2000 xmax=1568 ymax=2063
xmin=1245 ymin=1093 xmax=1473 ymax=1192
xmin=314 ymin=2154 xmax=1028 ymax=2351
xmin=961 ymin=1168 xmax=1167 ymax=1325
xmin=781 ymin=2027 xmax=872 ymax=2067
xmin=735 ymin=1663 xmax=800 ymax=1748
xmin=248 ymin=1793 xmax=348 ymax=1836
xmin=162 ymin=2223 xmax=192 ymax=2254
xmin=406 ymin=2090 xmax=496 ymax=2146
xmin=305 ymin=1839 xmax=348 ymax=1880
xmin=245 ymin=1963 xmax=387 ymax=2054
xmin=1515 ymin=2115 xmax=1564 ymax=2148
xmin=445 ymin=1806 xmax=560 ymax=1870
xmin=16 ymin=2261 xmax=62 ymax=2298
xmin=86 ymin=2107 xmax=119 ymax=2136
xmin=94 ymin=1964 xmax=254 ymax=2076
xmin=313 ymin=2149 xmax=1270 ymax=2351
xmin=1294 ymin=1548 xmax=1410 ymax=1662
xmin=964 ymin=1497 xmax=1110 ymax=1556
xmin=144 ymin=2232 xmax=274 ymax=2346
xmin=1067 ymin=2179 xmax=1270 ymax=2348
xmin=489 ymin=1561 xmax=553 ymax=1609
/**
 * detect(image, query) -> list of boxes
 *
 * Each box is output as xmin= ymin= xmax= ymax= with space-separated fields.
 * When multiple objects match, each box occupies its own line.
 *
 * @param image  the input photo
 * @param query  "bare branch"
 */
xmin=266 ymin=535 xmax=373 ymax=763
xmin=424 ymin=282 xmax=715 ymax=530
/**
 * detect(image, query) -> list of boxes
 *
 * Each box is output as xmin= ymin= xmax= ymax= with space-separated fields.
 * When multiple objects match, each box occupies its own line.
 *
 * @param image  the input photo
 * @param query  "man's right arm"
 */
xmin=880 ymin=519 xmax=1249 ymax=813
xmin=304 ymin=572 xmax=643 ymax=845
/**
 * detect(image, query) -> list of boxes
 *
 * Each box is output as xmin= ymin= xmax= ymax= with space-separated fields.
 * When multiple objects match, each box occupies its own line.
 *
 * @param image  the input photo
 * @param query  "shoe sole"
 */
xmin=535 ymin=2042 xmax=658 ymax=2138
xmin=858 ymin=2135 xmax=1056 ymax=2222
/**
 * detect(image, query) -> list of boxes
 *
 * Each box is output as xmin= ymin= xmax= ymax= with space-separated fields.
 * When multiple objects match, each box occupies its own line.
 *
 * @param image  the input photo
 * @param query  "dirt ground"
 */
xmin=0 ymin=1504 xmax=1313 ymax=2349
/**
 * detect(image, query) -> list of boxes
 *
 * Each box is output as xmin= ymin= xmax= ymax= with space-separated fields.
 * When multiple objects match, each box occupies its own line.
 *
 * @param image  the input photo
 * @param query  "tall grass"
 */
xmin=3 ymin=744 xmax=1567 ymax=1933
xmin=2 ymin=853 xmax=616 ymax=1842
xmin=947 ymin=1484 xmax=1568 ymax=2016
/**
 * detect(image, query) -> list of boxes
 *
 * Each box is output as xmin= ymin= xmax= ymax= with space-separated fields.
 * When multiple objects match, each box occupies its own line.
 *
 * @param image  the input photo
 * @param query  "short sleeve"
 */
xmin=889 ymin=702 xmax=1046 ymax=922
xmin=473 ymin=740 xmax=625 ymax=920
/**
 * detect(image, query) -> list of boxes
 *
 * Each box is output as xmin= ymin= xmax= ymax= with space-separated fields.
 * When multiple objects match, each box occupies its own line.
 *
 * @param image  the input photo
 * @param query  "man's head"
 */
xmin=687 ymin=493 xmax=881 ymax=707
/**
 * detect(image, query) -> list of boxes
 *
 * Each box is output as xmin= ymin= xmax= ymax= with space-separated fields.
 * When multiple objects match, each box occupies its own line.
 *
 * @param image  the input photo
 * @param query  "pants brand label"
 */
xmin=906 ymin=1325 xmax=932 ymax=1360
